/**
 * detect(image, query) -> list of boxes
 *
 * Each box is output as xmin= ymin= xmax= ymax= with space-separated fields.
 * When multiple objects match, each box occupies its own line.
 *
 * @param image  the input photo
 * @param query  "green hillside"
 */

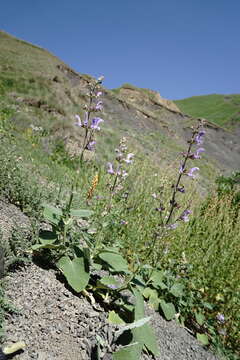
xmin=175 ymin=94 xmax=240 ymax=126
xmin=0 ymin=31 xmax=240 ymax=358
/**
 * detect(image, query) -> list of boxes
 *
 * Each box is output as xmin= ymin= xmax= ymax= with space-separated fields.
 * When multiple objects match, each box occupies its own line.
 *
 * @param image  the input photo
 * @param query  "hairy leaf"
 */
xmin=98 ymin=252 xmax=129 ymax=273
xmin=113 ymin=342 xmax=142 ymax=360
xmin=57 ymin=256 xmax=89 ymax=292
xmin=108 ymin=311 xmax=125 ymax=325
xmin=160 ymin=299 xmax=176 ymax=320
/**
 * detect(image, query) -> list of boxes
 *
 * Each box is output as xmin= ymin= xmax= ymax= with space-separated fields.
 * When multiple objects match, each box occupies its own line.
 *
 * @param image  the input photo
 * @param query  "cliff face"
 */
xmin=0 ymin=30 xmax=240 ymax=182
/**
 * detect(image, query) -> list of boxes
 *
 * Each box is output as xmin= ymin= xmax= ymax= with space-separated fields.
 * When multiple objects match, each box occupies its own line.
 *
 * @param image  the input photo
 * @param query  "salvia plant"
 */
xmin=31 ymin=77 xmax=214 ymax=359
xmin=74 ymin=75 xmax=104 ymax=164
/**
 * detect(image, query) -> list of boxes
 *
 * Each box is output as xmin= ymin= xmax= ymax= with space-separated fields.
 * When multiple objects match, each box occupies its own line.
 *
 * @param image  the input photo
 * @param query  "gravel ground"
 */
xmin=2 ymin=263 xmax=220 ymax=360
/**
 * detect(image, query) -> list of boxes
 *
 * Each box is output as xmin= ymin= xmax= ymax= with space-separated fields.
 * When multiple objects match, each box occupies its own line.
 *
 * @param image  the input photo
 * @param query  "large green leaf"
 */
xmin=195 ymin=312 xmax=205 ymax=326
xmin=113 ymin=343 xmax=142 ymax=360
xmin=108 ymin=310 xmax=125 ymax=325
xmin=197 ymin=333 xmax=209 ymax=345
xmin=159 ymin=299 xmax=176 ymax=320
xmin=39 ymin=230 xmax=58 ymax=243
xmin=170 ymin=283 xmax=185 ymax=297
xmin=142 ymin=287 xmax=160 ymax=310
xmin=132 ymin=288 xmax=160 ymax=356
xmin=150 ymin=270 xmax=167 ymax=289
xmin=98 ymin=252 xmax=129 ymax=273
xmin=32 ymin=242 xmax=61 ymax=251
xmin=57 ymin=256 xmax=89 ymax=292
xmin=70 ymin=209 xmax=93 ymax=218
xmin=32 ymin=234 xmax=59 ymax=250
xmin=43 ymin=204 xmax=62 ymax=226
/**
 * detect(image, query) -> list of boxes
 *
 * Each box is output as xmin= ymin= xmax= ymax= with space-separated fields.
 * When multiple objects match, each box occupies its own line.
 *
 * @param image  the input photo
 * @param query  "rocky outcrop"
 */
xmin=115 ymin=84 xmax=181 ymax=113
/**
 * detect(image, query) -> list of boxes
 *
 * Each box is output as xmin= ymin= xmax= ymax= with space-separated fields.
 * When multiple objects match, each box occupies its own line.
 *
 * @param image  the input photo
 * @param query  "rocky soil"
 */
xmin=2 ymin=263 xmax=220 ymax=360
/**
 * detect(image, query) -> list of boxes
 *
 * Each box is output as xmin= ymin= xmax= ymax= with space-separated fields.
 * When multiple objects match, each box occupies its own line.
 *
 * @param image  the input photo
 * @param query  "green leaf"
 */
xmin=132 ymin=288 xmax=160 ymax=356
xmin=108 ymin=310 xmax=125 ymax=325
xmin=98 ymin=252 xmax=129 ymax=273
xmin=170 ymin=283 xmax=185 ymax=297
xmin=32 ymin=242 xmax=61 ymax=250
xmin=115 ymin=317 xmax=151 ymax=337
xmin=150 ymin=270 xmax=167 ymax=289
xmin=98 ymin=276 xmax=120 ymax=289
xmin=57 ymin=256 xmax=90 ymax=292
xmin=92 ymin=262 xmax=102 ymax=270
xmin=43 ymin=204 xmax=62 ymax=226
xmin=70 ymin=209 xmax=93 ymax=218
xmin=39 ymin=230 xmax=57 ymax=243
xmin=132 ymin=288 xmax=145 ymax=319
xmin=142 ymin=288 xmax=160 ymax=310
xmin=101 ymin=246 xmax=121 ymax=254
xmin=197 ymin=333 xmax=209 ymax=345
xmin=113 ymin=343 xmax=142 ymax=360
xmin=195 ymin=312 xmax=205 ymax=326
xmin=160 ymin=299 xmax=176 ymax=320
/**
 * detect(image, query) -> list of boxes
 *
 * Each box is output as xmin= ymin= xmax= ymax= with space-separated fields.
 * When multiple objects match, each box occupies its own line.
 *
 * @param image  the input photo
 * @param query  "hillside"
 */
xmin=0 ymin=30 xmax=240 ymax=183
xmin=175 ymin=94 xmax=240 ymax=127
xmin=0 ymin=30 xmax=240 ymax=359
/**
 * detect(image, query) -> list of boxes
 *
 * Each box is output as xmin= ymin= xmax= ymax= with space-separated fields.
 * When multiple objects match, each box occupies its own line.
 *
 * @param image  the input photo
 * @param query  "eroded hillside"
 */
xmin=1 ymin=30 xmax=240 ymax=183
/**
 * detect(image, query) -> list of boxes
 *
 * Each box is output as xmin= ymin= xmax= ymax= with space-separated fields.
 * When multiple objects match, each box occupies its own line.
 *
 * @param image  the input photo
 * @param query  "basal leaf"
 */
xmin=43 ymin=204 xmax=62 ymax=226
xmin=150 ymin=270 xmax=167 ymax=289
xmin=197 ymin=333 xmax=209 ymax=345
xmin=108 ymin=310 xmax=125 ymax=325
xmin=132 ymin=288 xmax=160 ymax=356
xmin=170 ymin=283 xmax=185 ymax=297
xmin=39 ymin=230 xmax=57 ymax=243
xmin=195 ymin=312 xmax=205 ymax=326
xmin=113 ymin=342 xmax=142 ymax=360
xmin=57 ymin=256 xmax=89 ymax=292
xmin=160 ymin=299 xmax=176 ymax=320
xmin=32 ymin=242 xmax=61 ymax=250
xmin=98 ymin=252 xmax=129 ymax=273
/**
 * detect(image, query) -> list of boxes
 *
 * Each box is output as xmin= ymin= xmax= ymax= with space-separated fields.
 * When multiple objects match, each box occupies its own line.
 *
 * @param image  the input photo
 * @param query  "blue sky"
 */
xmin=1 ymin=0 xmax=240 ymax=99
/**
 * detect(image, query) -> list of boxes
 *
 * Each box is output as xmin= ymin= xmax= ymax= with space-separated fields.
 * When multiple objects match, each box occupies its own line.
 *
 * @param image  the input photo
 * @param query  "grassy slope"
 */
xmin=0 ymin=31 xmax=240 ymax=357
xmin=175 ymin=94 xmax=240 ymax=126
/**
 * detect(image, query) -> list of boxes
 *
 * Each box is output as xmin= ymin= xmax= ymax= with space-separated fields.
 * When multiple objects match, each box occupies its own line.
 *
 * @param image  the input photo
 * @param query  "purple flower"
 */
xmin=187 ymin=167 xmax=199 ymax=178
xmin=95 ymin=101 xmax=103 ymax=111
xmin=96 ymin=91 xmax=102 ymax=97
xmin=195 ymin=130 xmax=206 ymax=145
xmin=107 ymin=162 xmax=115 ymax=175
xmin=83 ymin=112 xmax=89 ymax=127
xmin=86 ymin=141 xmax=96 ymax=151
xmin=91 ymin=117 xmax=104 ymax=130
xmin=107 ymin=283 xmax=118 ymax=290
xmin=216 ymin=313 xmax=225 ymax=323
xmin=75 ymin=114 xmax=82 ymax=127
xmin=155 ymin=206 xmax=165 ymax=212
xmin=189 ymin=148 xmax=205 ymax=159
xmin=166 ymin=223 xmax=179 ymax=230
xmin=120 ymin=220 xmax=128 ymax=225
xmin=179 ymin=209 xmax=191 ymax=222
xmin=177 ymin=186 xmax=185 ymax=193
xmin=124 ymin=153 xmax=134 ymax=164
xmin=179 ymin=164 xmax=185 ymax=174
xmin=121 ymin=170 xmax=128 ymax=178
